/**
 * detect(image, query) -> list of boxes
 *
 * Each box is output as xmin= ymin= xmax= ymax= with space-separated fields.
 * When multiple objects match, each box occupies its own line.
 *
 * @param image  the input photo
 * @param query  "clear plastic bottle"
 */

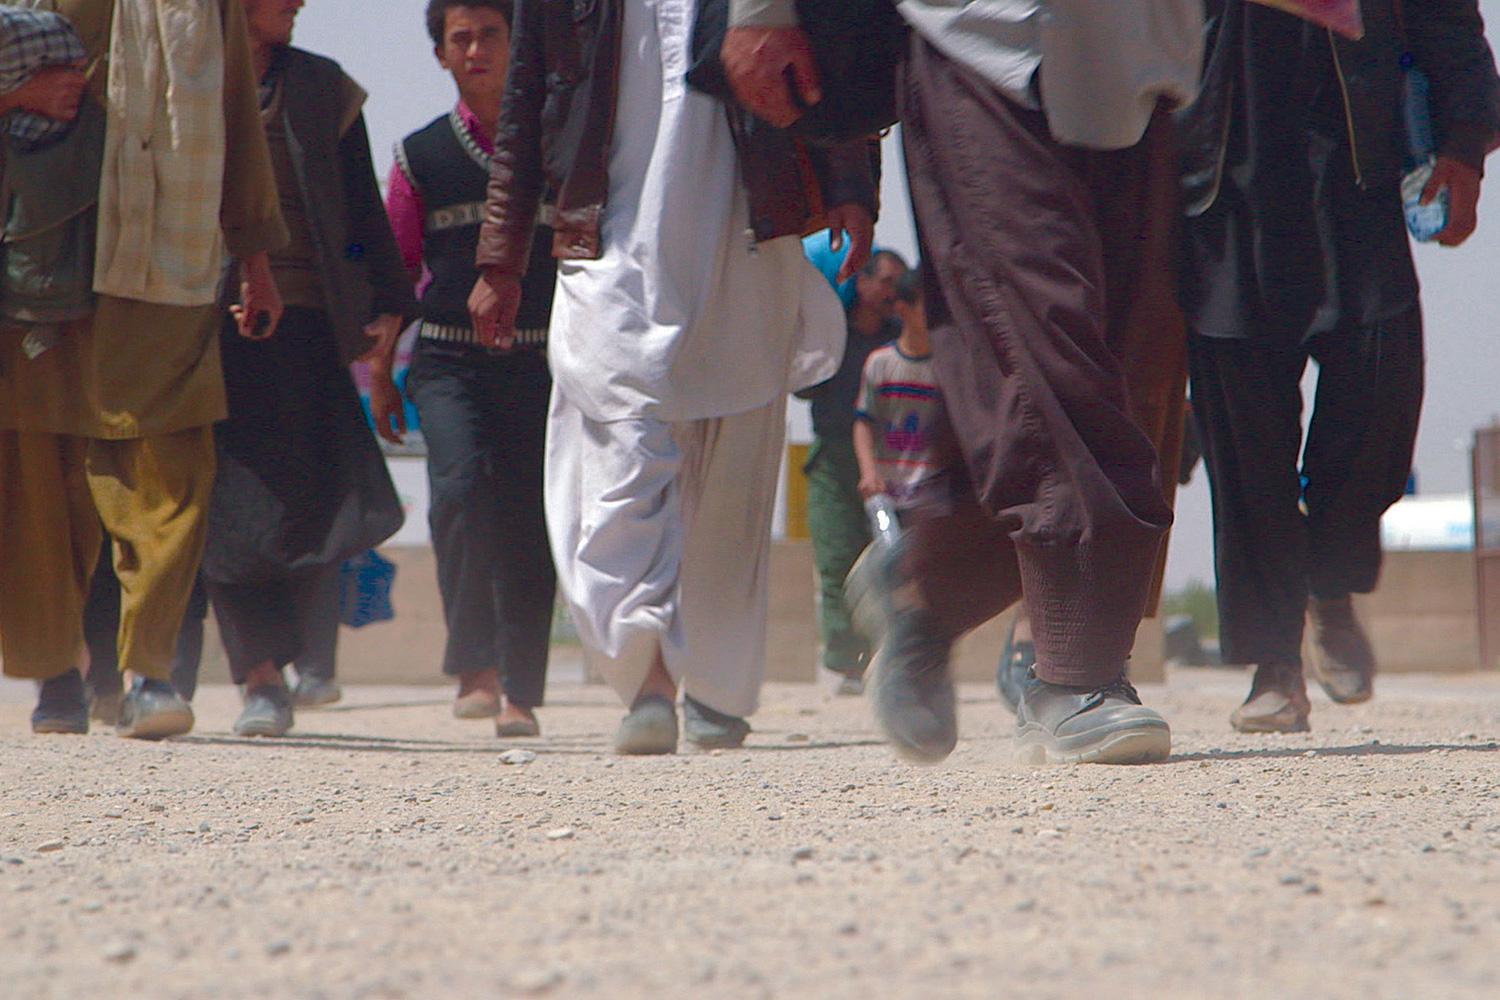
xmin=1401 ymin=56 xmax=1449 ymax=243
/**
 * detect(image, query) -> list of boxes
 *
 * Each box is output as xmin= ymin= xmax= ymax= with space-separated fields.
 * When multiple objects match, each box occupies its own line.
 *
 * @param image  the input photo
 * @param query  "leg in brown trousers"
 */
xmin=898 ymin=38 xmax=1184 ymax=688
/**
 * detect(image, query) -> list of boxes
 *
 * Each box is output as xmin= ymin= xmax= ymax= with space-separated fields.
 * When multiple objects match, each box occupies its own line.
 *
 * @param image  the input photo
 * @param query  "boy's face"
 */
xmin=895 ymin=297 xmax=927 ymax=335
xmin=437 ymin=7 xmax=511 ymax=105
xmin=244 ymin=0 xmax=304 ymax=48
xmin=855 ymin=257 xmax=904 ymax=320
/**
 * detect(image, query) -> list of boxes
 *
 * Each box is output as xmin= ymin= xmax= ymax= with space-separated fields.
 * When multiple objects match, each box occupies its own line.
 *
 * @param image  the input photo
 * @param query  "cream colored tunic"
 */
xmin=0 ymin=0 xmax=287 ymax=440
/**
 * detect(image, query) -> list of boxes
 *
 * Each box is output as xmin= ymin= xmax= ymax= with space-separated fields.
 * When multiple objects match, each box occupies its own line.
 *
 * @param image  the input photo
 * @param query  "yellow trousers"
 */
xmin=0 ymin=426 xmax=214 ymax=681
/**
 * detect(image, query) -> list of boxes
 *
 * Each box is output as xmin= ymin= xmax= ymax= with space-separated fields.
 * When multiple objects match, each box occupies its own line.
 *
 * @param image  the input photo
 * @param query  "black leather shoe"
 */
xmin=1015 ymin=672 xmax=1171 ymax=765
xmin=1308 ymin=596 xmax=1375 ymax=704
xmin=117 ymin=678 xmax=194 ymax=740
xmin=683 ymin=695 xmax=750 ymax=750
xmin=234 ymin=685 xmax=294 ymax=738
xmin=32 ymin=670 xmax=88 ymax=735
xmin=995 ymin=619 xmax=1035 ymax=715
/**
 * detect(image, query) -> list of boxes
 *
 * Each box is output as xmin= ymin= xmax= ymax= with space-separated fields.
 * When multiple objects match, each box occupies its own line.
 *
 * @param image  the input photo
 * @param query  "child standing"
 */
xmin=854 ymin=271 xmax=946 ymax=508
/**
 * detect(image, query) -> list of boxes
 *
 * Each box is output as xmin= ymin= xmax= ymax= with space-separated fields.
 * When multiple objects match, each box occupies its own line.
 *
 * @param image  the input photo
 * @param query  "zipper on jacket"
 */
xmin=1327 ymin=28 xmax=1365 ymax=188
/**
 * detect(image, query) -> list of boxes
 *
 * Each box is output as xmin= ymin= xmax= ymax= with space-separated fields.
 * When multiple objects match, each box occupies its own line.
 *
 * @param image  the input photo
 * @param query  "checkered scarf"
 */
xmin=0 ymin=6 xmax=87 ymax=150
xmin=93 ymin=0 xmax=226 ymax=307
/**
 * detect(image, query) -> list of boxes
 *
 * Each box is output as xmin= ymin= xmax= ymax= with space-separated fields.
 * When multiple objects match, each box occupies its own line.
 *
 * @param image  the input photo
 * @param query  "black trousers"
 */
xmin=206 ymin=562 xmax=341 ymax=683
xmin=84 ymin=537 xmax=207 ymax=700
xmin=406 ymin=339 xmax=554 ymax=707
xmin=1188 ymin=309 xmax=1424 ymax=667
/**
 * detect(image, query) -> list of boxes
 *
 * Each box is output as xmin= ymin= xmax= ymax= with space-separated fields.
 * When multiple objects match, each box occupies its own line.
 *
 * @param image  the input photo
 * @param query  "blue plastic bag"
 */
xmin=340 ymin=550 xmax=396 ymax=629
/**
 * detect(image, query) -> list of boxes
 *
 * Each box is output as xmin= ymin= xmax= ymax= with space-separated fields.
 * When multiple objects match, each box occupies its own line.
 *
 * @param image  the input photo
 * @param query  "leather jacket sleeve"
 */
xmin=476 ymin=0 xmax=548 ymax=276
xmin=808 ymin=137 xmax=880 ymax=219
xmin=1407 ymin=0 xmax=1500 ymax=169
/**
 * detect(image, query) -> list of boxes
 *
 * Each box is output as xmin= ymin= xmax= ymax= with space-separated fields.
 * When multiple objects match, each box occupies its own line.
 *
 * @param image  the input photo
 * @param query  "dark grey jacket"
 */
xmin=223 ymin=47 xmax=416 ymax=364
xmin=1180 ymin=0 xmax=1500 ymax=215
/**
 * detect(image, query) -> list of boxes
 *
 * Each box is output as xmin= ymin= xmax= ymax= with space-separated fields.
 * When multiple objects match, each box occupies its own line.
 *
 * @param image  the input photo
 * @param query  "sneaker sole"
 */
xmin=118 ymin=707 xmax=194 ymax=741
xmin=614 ymin=717 xmax=678 ymax=755
xmin=1230 ymin=713 xmax=1311 ymax=734
xmin=294 ymin=692 xmax=342 ymax=709
xmin=233 ymin=722 xmax=291 ymax=738
xmin=1016 ymin=721 xmax=1171 ymax=766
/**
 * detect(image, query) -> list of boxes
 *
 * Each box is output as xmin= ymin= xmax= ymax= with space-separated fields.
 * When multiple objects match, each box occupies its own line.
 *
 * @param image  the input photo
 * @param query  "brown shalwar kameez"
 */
xmin=898 ymin=36 xmax=1185 ymax=688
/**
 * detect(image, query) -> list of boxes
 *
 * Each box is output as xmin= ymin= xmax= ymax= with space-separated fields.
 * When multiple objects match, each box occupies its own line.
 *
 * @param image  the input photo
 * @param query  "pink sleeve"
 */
xmin=385 ymin=160 xmax=426 ymax=276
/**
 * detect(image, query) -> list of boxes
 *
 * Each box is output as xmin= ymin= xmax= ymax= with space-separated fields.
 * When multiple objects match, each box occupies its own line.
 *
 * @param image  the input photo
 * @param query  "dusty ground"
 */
xmin=2 ymin=664 xmax=1499 ymax=1000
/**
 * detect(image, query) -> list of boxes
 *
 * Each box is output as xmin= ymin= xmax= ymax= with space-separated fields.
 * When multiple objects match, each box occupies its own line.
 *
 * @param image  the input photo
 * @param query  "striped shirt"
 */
xmin=855 ymin=344 xmax=946 ymax=504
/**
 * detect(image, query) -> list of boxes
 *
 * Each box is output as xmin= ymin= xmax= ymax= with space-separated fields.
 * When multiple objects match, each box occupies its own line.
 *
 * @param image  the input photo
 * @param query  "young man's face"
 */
xmin=244 ymin=0 xmax=304 ymax=48
xmin=436 ymin=6 xmax=511 ymax=104
xmin=856 ymin=257 xmax=905 ymax=320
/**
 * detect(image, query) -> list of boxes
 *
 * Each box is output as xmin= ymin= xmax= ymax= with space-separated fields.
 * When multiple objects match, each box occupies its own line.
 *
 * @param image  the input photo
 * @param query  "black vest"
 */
xmin=397 ymin=113 xmax=556 ymax=333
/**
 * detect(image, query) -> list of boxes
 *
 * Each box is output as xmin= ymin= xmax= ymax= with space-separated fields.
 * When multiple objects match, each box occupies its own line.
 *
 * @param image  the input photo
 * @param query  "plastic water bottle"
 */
xmin=1401 ymin=57 xmax=1449 ymax=243
xmin=864 ymin=494 xmax=903 ymax=550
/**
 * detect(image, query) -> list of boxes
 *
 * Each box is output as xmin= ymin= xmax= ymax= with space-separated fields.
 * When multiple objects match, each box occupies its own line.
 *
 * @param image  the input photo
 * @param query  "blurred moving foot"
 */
xmin=820 ymin=666 xmax=865 ymax=697
xmin=292 ymin=674 xmax=342 ymax=708
xmin=1308 ymin=596 xmax=1375 ymax=704
xmin=1230 ymin=662 xmax=1310 ymax=734
xmin=32 ymin=670 xmax=89 ymax=735
xmin=495 ymin=700 xmax=541 ymax=738
xmin=1015 ymin=672 xmax=1171 ymax=765
xmin=453 ymin=670 xmax=502 ymax=719
xmin=613 ymin=695 xmax=678 ymax=755
xmin=682 ymin=695 xmax=750 ymax=750
xmin=869 ymin=607 xmax=957 ymax=764
xmin=117 ymin=677 xmax=194 ymax=740
xmin=234 ymin=685 xmax=294 ymax=738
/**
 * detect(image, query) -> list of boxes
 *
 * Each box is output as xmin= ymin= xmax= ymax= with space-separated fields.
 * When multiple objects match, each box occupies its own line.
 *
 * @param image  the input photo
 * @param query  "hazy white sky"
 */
xmin=297 ymin=0 xmax=1500 ymax=590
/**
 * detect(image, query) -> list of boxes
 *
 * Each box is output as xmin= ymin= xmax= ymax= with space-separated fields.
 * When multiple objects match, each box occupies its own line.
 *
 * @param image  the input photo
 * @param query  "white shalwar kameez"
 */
xmin=544 ymin=0 xmax=844 ymax=718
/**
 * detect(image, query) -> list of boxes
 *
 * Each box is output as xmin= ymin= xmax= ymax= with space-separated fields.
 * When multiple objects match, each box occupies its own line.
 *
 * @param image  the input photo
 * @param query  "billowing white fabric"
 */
xmin=545 ymin=0 xmax=843 ymax=425
xmin=96 ymin=0 xmax=227 ymax=306
xmin=546 ymin=391 xmax=787 ymax=718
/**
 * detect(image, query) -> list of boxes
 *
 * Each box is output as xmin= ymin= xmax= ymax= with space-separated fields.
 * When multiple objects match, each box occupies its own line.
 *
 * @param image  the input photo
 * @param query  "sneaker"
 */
xmin=292 ymin=674 xmax=343 ymax=708
xmin=234 ymin=685 xmax=294 ymax=738
xmin=995 ymin=619 xmax=1036 ymax=715
xmin=1015 ymin=672 xmax=1171 ymax=765
xmin=117 ymin=678 xmax=194 ymax=740
xmin=682 ymin=695 xmax=750 ymax=750
xmin=613 ymin=695 xmax=678 ymax=755
xmin=453 ymin=671 xmax=502 ymax=719
xmin=1229 ymin=663 xmax=1311 ymax=734
xmin=32 ymin=670 xmax=89 ymax=735
xmin=1307 ymin=596 xmax=1375 ymax=704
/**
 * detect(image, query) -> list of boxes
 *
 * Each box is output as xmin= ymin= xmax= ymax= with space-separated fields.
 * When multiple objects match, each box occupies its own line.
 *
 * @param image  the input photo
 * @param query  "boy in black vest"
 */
xmin=374 ymin=0 xmax=557 ymax=737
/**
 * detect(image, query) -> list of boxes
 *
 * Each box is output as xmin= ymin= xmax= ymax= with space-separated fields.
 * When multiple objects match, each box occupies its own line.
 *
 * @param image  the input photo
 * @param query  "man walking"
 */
xmin=726 ymin=1 xmax=1202 ymax=764
xmin=1177 ymin=1 xmax=1500 ymax=732
xmin=470 ymin=0 xmax=876 ymax=754
xmin=376 ymin=0 xmax=558 ymax=738
xmin=1 ymin=0 xmax=286 ymax=738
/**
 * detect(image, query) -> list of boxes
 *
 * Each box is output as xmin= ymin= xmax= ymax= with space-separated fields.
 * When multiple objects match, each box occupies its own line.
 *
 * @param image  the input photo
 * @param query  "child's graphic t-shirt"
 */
xmin=855 ymin=345 xmax=946 ymax=505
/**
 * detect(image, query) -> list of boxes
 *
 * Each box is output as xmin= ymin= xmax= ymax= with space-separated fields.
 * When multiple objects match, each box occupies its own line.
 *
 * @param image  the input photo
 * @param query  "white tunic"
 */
xmin=545 ymin=0 xmax=843 ymax=424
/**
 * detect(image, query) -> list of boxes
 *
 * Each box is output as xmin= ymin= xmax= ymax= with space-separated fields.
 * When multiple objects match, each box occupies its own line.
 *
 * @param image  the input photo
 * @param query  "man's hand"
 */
xmin=231 ymin=251 xmax=283 ymax=340
xmin=368 ymin=369 xmax=407 ymax=446
xmin=1425 ymin=156 xmax=1483 ymax=248
xmin=467 ymin=268 xmax=522 ymax=350
xmin=827 ymin=203 xmax=875 ymax=283
xmin=359 ymin=313 xmax=404 ymax=363
xmin=857 ymin=473 xmax=886 ymax=501
xmin=721 ymin=26 xmax=821 ymax=128
xmin=1 ymin=64 xmax=86 ymax=121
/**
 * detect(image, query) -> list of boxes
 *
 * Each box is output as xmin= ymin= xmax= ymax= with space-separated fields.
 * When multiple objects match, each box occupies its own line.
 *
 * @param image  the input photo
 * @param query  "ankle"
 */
xmin=457 ymin=670 xmax=500 ymax=697
xmin=243 ymin=662 xmax=286 ymax=694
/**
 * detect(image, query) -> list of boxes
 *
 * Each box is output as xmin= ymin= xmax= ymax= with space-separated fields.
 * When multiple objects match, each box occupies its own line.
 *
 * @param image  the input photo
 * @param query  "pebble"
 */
xmin=546 ymin=827 xmax=575 ymax=841
xmin=102 ymin=810 xmax=123 ymax=820
xmin=838 ymin=922 xmax=859 ymax=936
xmin=266 ymin=939 xmax=291 ymax=957
xmin=103 ymin=941 xmax=136 ymax=963
xmin=786 ymin=733 xmax=811 ymax=743
xmin=791 ymin=846 xmax=815 ymax=862
xmin=1036 ymin=829 xmax=1063 ymax=840
xmin=508 ymin=969 xmax=565 ymax=995
xmin=81 ymin=901 xmax=103 ymax=914
xmin=500 ymin=750 xmax=538 ymax=766
xmin=1279 ymin=874 xmax=1304 ymax=886
xmin=35 ymin=840 xmax=64 ymax=853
